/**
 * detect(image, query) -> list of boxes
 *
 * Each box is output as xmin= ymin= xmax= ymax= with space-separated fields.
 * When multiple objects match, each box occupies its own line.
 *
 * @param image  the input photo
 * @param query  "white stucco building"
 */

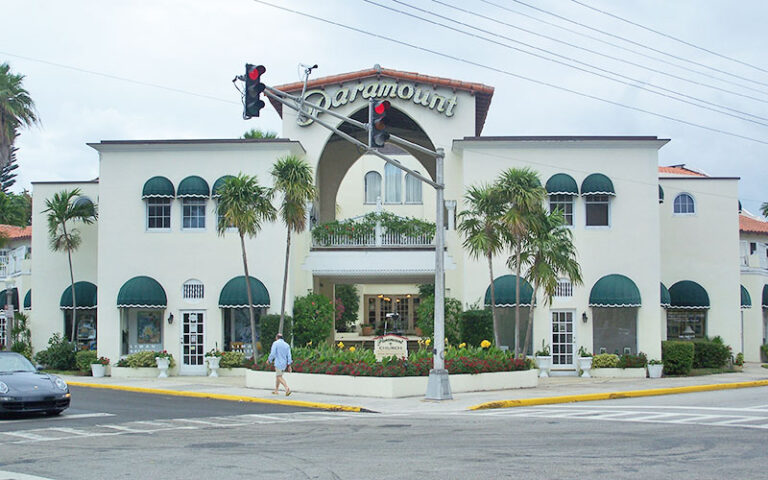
xmin=26 ymin=66 xmax=762 ymax=373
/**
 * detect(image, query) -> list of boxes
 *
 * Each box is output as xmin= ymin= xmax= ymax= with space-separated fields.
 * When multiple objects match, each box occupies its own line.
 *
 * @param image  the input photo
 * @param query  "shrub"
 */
xmin=460 ymin=309 xmax=494 ymax=347
xmin=416 ymin=294 xmax=462 ymax=344
xmin=591 ymin=353 xmax=619 ymax=368
xmin=692 ymin=339 xmax=731 ymax=368
xmin=220 ymin=351 xmax=246 ymax=368
xmin=11 ymin=312 xmax=33 ymax=360
xmin=662 ymin=341 xmax=694 ymax=375
xmin=34 ymin=333 xmax=77 ymax=370
xmin=75 ymin=350 xmax=98 ymax=372
xmin=293 ymin=294 xmax=334 ymax=347
xmin=761 ymin=344 xmax=768 ymax=362
xmin=734 ymin=352 xmax=744 ymax=367
xmin=260 ymin=314 xmax=293 ymax=352
xmin=618 ymin=352 xmax=647 ymax=368
xmin=116 ymin=350 xmax=176 ymax=369
xmin=334 ymin=284 xmax=359 ymax=332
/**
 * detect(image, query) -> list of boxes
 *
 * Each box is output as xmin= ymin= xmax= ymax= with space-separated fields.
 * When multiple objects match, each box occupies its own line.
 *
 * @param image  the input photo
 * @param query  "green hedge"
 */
xmin=662 ymin=341 xmax=694 ymax=375
xmin=220 ymin=351 xmax=246 ymax=368
xmin=260 ymin=314 xmax=293 ymax=352
xmin=416 ymin=294 xmax=462 ymax=344
xmin=34 ymin=333 xmax=77 ymax=370
xmin=293 ymin=293 xmax=334 ymax=347
xmin=591 ymin=353 xmax=619 ymax=368
xmin=618 ymin=352 xmax=647 ymax=368
xmin=692 ymin=338 xmax=731 ymax=368
xmin=75 ymin=350 xmax=98 ymax=372
xmin=459 ymin=309 xmax=494 ymax=347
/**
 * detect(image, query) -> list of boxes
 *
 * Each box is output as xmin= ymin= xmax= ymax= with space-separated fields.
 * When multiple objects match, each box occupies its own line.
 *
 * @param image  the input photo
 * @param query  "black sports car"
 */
xmin=0 ymin=352 xmax=71 ymax=415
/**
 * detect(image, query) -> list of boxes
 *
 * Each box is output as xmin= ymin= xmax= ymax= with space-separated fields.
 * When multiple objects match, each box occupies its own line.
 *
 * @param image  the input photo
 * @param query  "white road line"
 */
xmin=99 ymin=424 xmax=156 ymax=433
xmin=667 ymin=414 xmax=724 ymax=424
xmin=0 ymin=470 xmax=57 ymax=480
xmin=537 ymin=404 xmax=768 ymax=413
xmin=1 ymin=431 xmax=51 ymax=441
xmin=709 ymin=416 xmax=764 ymax=425
xmin=46 ymin=427 xmax=93 ymax=436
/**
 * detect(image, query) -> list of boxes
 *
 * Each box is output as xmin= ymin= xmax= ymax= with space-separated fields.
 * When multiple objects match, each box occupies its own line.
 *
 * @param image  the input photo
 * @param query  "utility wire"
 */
xmin=505 ymin=0 xmax=768 ymax=90
xmin=570 ymin=0 xmax=768 ymax=75
xmin=431 ymin=0 xmax=768 ymax=107
xmin=478 ymin=0 xmax=768 ymax=98
xmin=250 ymin=0 xmax=768 ymax=145
xmin=375 ymin=0 xmax=768 ymax=127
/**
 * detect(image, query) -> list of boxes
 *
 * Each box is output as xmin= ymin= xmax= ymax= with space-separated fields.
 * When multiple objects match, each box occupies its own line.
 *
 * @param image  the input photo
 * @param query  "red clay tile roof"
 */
xmin=269 ymin=67 xmax=494 ymax=136
xmin=658 ymin=165 xmax=707 ymax=176
xmin=0 ymin=225 xmax=31 ymax=239
xmin=740 ymin=214 xmax=768 ymax=235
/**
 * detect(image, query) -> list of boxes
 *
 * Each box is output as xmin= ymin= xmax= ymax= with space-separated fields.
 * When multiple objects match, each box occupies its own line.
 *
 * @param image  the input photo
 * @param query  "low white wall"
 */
xmin=590 ymin=368 xmax=646 ymax=378
xmin=246 ymin=369 xmax=538 ymax=398
xmin=111 ymin=366 xmax=179 ymax=378
xmin=212 ymin=367 xmax=249 ymax=377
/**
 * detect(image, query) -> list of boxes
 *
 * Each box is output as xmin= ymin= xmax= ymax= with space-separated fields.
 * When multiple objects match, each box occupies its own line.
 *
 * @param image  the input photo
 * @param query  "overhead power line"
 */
xmin=251 ymin=0 xmax=768 ymax=145
xmin=570 ymin=0 xmax=768 ymax=75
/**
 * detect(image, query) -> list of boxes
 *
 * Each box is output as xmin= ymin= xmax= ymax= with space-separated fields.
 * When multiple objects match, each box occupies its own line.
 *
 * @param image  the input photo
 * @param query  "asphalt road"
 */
xmin=1 ymin=386 xmax=766 ymax=480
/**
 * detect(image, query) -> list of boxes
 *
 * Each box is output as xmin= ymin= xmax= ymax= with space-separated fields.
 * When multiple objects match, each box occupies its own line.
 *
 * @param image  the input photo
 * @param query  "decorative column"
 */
xmin=445 ymin=200 xmax=457 ymax=231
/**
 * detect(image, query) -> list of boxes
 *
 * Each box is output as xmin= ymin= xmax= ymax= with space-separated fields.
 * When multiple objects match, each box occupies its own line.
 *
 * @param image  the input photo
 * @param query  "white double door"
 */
xmin=179 ymin=311 xmax=206 ymax=375
xmin=551 ymin=311 xmax=576 ymax=371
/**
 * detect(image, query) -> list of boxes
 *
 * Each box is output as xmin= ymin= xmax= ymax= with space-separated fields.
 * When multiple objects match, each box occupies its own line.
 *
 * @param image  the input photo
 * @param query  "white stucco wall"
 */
xmin=739 ymin=230 xmax=768 ymax=362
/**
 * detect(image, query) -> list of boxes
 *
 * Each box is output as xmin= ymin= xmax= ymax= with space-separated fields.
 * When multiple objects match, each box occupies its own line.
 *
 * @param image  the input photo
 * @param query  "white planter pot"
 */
xmin=535 ymin=356 xmax=552 ymax=378
xmin=90 ymin=364 xmax=106 ymax=378
xmin=578 ymin=357 xmax=593 ymax=378
xmin=155 ymin=357 xmax=170 ymax=378
xmin=647 ymin=364 xmax=663 ymax=378
xmin=206 ymin=356 xmax=221 ymax=377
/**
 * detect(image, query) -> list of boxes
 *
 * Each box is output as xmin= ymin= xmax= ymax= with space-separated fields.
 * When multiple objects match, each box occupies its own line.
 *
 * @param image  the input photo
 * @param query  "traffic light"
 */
xmin=369 ymin=100 xmax=391 ymax=147
xmin=244 ymin=63 xmax=266 ymax=118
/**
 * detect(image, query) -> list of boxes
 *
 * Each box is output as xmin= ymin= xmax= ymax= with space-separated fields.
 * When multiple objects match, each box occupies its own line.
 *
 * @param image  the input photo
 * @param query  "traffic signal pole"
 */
xmin=262 ymin=84 xmax=452 ymax=400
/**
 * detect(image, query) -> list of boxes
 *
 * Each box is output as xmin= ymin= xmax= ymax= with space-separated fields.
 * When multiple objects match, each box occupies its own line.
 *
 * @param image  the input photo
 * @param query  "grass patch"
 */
xmin=762 ymin=364 xmax=768 ymax=370
xmin=42 ymin=369 xmax=88 ymax=376
xmin=688 ymin=367 xmax=740 ymax=376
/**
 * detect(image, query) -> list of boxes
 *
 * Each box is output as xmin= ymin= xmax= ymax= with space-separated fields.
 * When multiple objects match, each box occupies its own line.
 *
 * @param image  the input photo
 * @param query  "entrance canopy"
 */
xmin=669 ymin=280 xmax=710 ymax=309
xmin=60 ymin=281 xmax=97 ymax=310
xmin=589 ymin=274 xmax=641 ymax=307
xmin=485 ymin=275 xmax=535 ymax=307
xmin=117 ymin=276 xmax=167 ymax=308
xmin=219 ymin=276 xmax=270 ymax=308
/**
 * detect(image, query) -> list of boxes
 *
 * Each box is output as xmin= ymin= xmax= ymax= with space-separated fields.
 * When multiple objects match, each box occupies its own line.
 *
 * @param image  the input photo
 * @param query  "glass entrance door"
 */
xmin=551 ymin=311 xmax=575 ymax=369
xmin=181 ymin=311 xmax=205 ymax=375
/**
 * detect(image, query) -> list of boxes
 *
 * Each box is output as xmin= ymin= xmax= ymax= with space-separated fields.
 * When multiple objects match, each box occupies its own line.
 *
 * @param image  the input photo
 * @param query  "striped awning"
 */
xmin=581 ymin=173 xmax=615 ymax=196
xmin=60 ymin=281 xmax=97 ymax=309
xmin=589 ymin=274 xmax=641 ymax=307
xmin=117 ymin=276 xmax=167 ymax=308
xmin=669 ymin=280 xmax=710 ymax=309
xmin=740 ymin=285 xmax=751 ymax=309
xmin=484 ymin=275 xmax=535 ymax=307
xmin=218 ymin=276 xmax=270 ymax=308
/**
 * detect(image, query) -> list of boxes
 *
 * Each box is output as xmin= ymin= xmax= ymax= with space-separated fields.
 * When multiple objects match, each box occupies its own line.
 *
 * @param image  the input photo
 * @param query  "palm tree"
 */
xmin=216 ymin=174 xmax=276 ymax=357
xmin=242 ymin=129 xmax=278 ymax=139
xmin=495 ymin=167 xmax=546 ymax=356
xmin=44 ymin=189 xmax=97 ymax=342
xmin=457 ymin=183 xmax=508 ymax=346
xmin=271 ymin=155 xmax=316 ymax=335
xmin=0 ymin=63 xmax=39 ymax=169
xmin=518 ymin=208 xmax=583 ymax=357
xmin=761 ymin=202 xmax=767 ymax=218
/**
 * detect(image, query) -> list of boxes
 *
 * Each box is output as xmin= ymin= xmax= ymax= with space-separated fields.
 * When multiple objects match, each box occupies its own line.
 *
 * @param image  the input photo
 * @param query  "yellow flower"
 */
xmin=349 ymin=346 xmax=356 ymax=352
xmin=480 ymin=340 xmax=491 ymax=349
xmin=425 ymin=338 xmax=431 ymax=346
xmin=337 ymin=341 xmax=344 ymax=349
xmin=459 ymin=342 xmax=466 ymax=349
xmin=307 ymin=340 xmax=313 ymax=346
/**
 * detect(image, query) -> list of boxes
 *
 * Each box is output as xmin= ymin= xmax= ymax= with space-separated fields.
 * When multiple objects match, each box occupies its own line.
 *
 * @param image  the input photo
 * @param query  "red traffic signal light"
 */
xmin=244 ymin=63 xmax=266 ymax=119
xmin=370 ymin=100 xmax=391 ymax=147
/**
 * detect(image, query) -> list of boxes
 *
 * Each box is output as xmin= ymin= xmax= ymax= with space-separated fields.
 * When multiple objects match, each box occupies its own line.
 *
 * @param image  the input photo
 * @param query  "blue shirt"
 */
xmin=268 ymin=339 xmax=292 ymax=370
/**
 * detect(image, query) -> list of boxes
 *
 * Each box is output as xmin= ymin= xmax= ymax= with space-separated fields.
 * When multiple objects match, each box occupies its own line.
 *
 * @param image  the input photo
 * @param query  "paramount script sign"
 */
xmin=374 ymin=334 xmax=409 ymax=361
xmin=298 ymin=80 xmax=458 ymax=126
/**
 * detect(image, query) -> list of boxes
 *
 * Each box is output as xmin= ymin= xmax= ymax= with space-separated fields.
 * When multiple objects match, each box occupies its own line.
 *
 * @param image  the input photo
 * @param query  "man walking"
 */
xmin=267 ymin=333 xmax=292 ymax=396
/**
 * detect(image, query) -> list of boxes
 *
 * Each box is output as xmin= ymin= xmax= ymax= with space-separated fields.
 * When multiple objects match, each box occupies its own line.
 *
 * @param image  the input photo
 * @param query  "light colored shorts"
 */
xmin=275 ymin=368 xmax=284 ymax=377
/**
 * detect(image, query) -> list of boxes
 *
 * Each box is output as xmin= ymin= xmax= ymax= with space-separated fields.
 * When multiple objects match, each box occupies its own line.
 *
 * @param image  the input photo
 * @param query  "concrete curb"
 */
xmin=468 ymin=379 xmax=768 ymax=410
xmin=67 ymin=381 xmax=368 ymax=413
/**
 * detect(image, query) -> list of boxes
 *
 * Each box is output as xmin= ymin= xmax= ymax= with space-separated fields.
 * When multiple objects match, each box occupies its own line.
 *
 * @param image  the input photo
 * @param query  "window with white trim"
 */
xmin=182 ymin=279 xmax=205 ymax=301
xmin=554 ymin=278 xmax=573 ymax=298
xmin=673 ymin=193 xmax=695 ymax=214
xmin=364 ymin=171 xmax=381 ymax=204
xmin=384 ymin=163 xmax=402 ymax=203
xmin=585 ymin=195 xmax=610 ymax=226
xmin=147 ymin=198 xmax=171 ymax=230
xmin=405 ymin=172 xmax=422 ymax=204
xmin=182 ymin=198 xmax=206 ymax=229
xmin=549 ymin=195 xmax=573 ymax=226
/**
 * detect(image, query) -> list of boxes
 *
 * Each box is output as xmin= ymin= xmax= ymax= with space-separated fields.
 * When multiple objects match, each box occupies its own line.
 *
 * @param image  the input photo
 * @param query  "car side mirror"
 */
xmin=36 ymin=365 xmax=44 ymax=371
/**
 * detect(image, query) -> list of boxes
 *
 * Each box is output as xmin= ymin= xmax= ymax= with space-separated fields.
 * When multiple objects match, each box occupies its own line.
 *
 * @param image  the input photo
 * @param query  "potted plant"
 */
xmin=361 ymin=323 xmax=374 ymax=336
xmin=205 ymin=348 xmax=223 ymax=377
xmin=577 ymin=346 xmax=593 ymax=378
xmin=647 ymin=359 xmax=663 ymax=378
xmin=155 ymin=350 xmax=174 ymax=378
xmin=91 ymin=356 xmax=110 ymax=378
xmin=534 ymin=340 xmax=552 ymax=378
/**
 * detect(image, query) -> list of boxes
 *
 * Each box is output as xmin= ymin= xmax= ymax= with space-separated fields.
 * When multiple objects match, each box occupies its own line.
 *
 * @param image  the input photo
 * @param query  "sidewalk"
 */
xmin=62 ymin=363 xmax=768 ymax=414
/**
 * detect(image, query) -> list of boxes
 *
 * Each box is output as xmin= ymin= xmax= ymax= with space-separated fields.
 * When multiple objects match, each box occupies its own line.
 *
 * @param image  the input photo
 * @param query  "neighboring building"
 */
xmin=0 ymin=224 xmax=32 ymax=348
xmin=739 ymin=211 xmax=768 ymax=361
xmin=28 ymin=67 xmax=753 ymax=373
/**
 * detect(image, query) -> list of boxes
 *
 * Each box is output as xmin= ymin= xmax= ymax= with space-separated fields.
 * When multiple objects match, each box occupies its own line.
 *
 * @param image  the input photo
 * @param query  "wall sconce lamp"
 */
xmin=167 ymin=313 xmax=174 ymax=325
xmin=582 ymin=312 xmax=588 ymax=323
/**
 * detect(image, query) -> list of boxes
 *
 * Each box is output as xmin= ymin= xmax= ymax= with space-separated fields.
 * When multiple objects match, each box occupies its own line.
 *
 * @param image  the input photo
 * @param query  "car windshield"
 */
xmin=0 ymin=353 xmax=36 ymax=373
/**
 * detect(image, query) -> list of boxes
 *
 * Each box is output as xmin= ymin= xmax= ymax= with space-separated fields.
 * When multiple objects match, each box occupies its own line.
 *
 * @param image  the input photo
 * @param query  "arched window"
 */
xmin=384 ymin=163 xmax=402 ymax=203
xmin=405 ymin=172 xmax=422 ymax=204
xmin=364 ymin=171 xmax=381 ymax=204
xmin=673 ymin=193 xmax=695 ymax=214
xmin=182 ymin=279 xmax=204 ymax=301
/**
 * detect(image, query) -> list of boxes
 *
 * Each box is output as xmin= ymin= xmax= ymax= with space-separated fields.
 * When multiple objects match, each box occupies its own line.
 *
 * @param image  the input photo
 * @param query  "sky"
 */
xmin=2 ymin=0 xmax=766 ymax=216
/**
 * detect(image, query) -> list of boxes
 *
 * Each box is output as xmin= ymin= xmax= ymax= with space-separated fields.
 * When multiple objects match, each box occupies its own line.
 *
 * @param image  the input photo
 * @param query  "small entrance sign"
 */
xmin=374 ymin=334 xmax=408 ymax=362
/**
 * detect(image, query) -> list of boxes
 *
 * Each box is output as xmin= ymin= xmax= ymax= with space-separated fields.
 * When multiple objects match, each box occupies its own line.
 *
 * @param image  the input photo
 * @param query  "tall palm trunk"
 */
xmin=240 ymin=233 xmax=258 ymax=358
xmin=487 ymin=252 xmax=500 ymax=347
xmin=278 ymin=228 xmax=291 ymax=336
xmin=514 ymin=246 xmax=522 ymax=356
xmin=521 ymin=279 xmax=539 ymax=358
xmin=63 ymin=221 xmax=78 ymax=343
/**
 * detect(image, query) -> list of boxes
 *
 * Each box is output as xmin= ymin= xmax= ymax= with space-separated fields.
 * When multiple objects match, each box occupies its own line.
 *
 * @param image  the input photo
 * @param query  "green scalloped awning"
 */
xmin=142 ymin=176 xmax=175 ymax=198
xmin=669 ymin=280 xmax=710 ymax=309
xmin=581 ymin=173 xmax=615 ymax=196
xmin=484 ymin=275 xmax=535 ymax=307
xmin=0 ymin=288 xmax=19 ymax=310
xmin=658 ymin=185 xmax=664 ymax=204
xmin=763 ymin=284 xmax=768 ymax=308
xmin=660 ymin=282 xmax=671 ymax=307
xmin=545 ymin=173 xmax=579 ymax=195
xmin=212 ymin=175 xmax=235 ymax=198
xmin=23 ymin=290 xmax=30 ymax=310
xmin=740 ymin=285 xmax=751 ymax=309
xmin=219 ymin=276 xmax=270 ymax=308
xmin=177 ymin=175 xmax=210 ymax=198
xmin=117 ymin=276 xmax=167 ymax=308
xmin=589 ymin=274 xmax=641 ymax=307
xmin=59 ymin=282 xmax=97 ymax=309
